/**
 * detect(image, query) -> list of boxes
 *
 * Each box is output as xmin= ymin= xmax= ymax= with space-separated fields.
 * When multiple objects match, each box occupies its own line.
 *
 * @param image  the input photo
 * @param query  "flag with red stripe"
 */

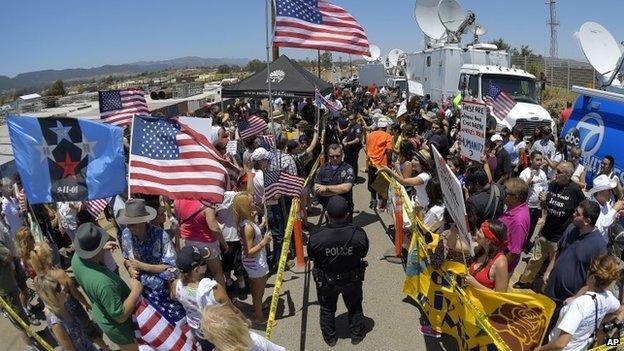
xmin=133 ymin=297 xmax=199 ymax=351
xmin=129 ymin=116 xmax=239 ymax=203
xmin=99 ymin=89 xmax=150 ymax=127
xmin=237 ymin=115 xmax=267 ymax=139
xmin=86 ymin=198 xmax=109 ymax=218
xmin=315 ymin=88 xmax=337 ymax=113
xmin=273 ymin=0 xmax=370 ymax=56
xmin=484 ymin=82 xmax=517 ymax=120
xmin=264 ymin=170 xmax=304 ymax=199
xmin=258 ymin=134 xmax=275 ymax=150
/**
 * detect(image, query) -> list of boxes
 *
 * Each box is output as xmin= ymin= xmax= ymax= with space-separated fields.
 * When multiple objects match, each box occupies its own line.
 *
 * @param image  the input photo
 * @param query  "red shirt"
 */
xmin=174 ymin=199 xmax=216 ymax=243
xmin=560 ymin=107 xmax=573 ymax=124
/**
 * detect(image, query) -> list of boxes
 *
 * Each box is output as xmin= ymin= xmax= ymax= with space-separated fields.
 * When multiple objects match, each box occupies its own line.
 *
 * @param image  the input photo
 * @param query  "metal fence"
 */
xmin=510 ymin=55 xmax=597 ymax=90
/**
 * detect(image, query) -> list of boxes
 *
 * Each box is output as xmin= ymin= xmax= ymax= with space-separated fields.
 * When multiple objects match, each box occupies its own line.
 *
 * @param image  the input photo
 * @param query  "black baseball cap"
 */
xmin=327 ymin=196 xmax=349 ymax=219
xmin=176 ymin=246 xmax=210 ymax=273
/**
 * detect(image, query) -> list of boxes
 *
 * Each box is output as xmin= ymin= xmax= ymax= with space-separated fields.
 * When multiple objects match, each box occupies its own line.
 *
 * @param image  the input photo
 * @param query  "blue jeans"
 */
xmin=268 ymin=201 xmax=291 ymax=268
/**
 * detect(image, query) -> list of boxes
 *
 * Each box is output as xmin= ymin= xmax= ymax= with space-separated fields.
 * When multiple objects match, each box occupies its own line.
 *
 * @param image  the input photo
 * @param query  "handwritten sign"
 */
xmin=431 ymin=145 xmax=474 ymax=256
xmin=459 ymin=101 xmax=487 ymax=162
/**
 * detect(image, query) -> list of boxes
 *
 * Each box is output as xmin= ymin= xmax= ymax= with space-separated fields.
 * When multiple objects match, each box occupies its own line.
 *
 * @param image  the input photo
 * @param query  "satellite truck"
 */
xmin=400 ymin=0 xmax=554 ymax=135
xmin=561 ymin=21 xmax=624 ymax=185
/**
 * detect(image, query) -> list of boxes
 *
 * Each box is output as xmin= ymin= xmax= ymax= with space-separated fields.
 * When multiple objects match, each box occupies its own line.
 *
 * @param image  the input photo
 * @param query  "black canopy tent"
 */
xmin=222 ymin=55 xmax=333 ymax=98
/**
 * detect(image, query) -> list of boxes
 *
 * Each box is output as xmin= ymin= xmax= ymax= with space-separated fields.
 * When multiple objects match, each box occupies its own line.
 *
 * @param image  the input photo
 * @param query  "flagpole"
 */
xmin=265 ymin=0 xmax=276 ymax=145
xmin=127 ymin=116 xmax=135 ymax=199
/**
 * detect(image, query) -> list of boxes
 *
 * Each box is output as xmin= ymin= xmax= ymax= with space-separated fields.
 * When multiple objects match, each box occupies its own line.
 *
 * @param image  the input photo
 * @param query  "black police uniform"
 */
xmin=308 ymin=221 xmax=369 ymax=343
xmin=314 ymin=162 xmax=355 ymax=222
xmin=344 ymin=122 xmax=363 ymax=178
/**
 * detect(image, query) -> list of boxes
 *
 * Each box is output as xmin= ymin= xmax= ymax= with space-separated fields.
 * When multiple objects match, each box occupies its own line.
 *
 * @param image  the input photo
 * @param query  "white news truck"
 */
xmin=405 ymin=43 xmax=554 ymax=134
xmin=357 ymin=63 xmax=387 ymax=88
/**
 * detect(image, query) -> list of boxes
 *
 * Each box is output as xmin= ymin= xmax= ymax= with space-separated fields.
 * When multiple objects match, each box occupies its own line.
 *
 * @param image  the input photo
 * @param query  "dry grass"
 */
xmin=541 ymin=87 xmax=579 ymax=118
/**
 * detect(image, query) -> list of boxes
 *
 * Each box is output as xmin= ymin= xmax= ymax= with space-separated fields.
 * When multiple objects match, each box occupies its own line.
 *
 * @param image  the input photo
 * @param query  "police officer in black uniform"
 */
xmin=314 ymin=143 xmax=355 ymax=223
xmin=341 ymin=113 xmax=363 ymax=179
xmin=308 ymin=196 xmax=369 ymax=346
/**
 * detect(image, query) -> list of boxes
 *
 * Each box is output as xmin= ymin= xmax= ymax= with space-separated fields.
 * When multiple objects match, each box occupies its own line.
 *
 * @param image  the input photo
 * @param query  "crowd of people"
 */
xmin=1 ymin=80 xmax=623 ymax=351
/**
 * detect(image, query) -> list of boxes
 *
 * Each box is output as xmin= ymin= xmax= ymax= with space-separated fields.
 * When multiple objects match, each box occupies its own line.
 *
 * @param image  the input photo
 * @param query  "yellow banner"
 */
xmin=402 ymin=232 xmax=556 ymax=351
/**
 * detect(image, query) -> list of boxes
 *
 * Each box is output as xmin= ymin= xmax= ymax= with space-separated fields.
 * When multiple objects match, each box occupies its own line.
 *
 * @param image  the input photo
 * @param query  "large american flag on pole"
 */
xmin=129 ymin=116 xmax=238 ymax=204
xmin=99 ymin=89 xmax=150 ymax=127
xmin=237 ymin=115 xmax=267 ymax=139
xmin=484 ymin=82 xmax=517 ymax=120
xmin=264 ymin=171 xmax=305 ymax=199
xmin=273 ymin=0 xmax=370 ymax=56
xmin=133 ymin=297 xmax=200 ymax=351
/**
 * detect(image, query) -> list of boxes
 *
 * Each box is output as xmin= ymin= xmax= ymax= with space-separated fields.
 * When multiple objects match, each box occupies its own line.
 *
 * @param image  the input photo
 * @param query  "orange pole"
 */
xmin=293 ymin=216 xmax=305 ymax=266
xmin=394 ymin=188 xmax=404 ymax=257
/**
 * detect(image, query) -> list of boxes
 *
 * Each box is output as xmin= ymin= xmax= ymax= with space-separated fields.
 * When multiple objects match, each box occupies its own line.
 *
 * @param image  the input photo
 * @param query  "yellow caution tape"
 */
xmin=0 ymin=295 xmax=55 ymax=351
xmin=589 ymin=338 xmax=624 ymax=351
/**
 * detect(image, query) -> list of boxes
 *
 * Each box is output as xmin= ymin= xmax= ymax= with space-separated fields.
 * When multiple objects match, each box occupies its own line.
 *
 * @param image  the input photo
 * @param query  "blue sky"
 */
xmin=1 ymin=0 xmax=622 ymax=77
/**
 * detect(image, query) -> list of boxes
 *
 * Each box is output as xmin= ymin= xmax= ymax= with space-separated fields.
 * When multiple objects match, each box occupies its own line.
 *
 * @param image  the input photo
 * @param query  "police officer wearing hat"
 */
xmin=308 ymin=196 xmax=369 ymax=346
xmin=314 ymin=144 xmax=355 ymax=223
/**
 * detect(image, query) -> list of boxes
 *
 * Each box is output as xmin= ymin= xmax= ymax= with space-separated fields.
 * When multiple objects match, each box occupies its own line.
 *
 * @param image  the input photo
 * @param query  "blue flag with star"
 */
xmin=7 ymin=115 xmax=127 ymax=204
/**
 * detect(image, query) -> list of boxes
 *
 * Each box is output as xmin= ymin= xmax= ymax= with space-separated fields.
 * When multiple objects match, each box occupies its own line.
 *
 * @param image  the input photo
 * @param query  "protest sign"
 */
xmin=431 ymin=145 xmax=473 ymax=255
xmin=459 ymin=100 xmax=487 ymax=162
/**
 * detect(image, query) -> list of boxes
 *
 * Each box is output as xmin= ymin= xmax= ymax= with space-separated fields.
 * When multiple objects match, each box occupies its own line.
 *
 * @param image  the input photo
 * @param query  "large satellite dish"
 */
xmin=414 ymin=0 xmax=446 ymax=40
xmin=388 ymin=49 xmax=405 ymax=67
xmin=578 ymin=21 xmax=624 ymax=86
xmin=438 ymin=0 xmax=475 ymax=42
xmin=363 ymin=44 xmax=381 ymax=62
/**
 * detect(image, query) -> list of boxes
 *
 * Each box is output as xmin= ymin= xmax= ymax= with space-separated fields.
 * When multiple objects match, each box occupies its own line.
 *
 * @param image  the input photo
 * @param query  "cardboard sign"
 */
xmin=459 ymin=101 xmax=488 ymax=162
xmin=431 ymin=145 xmax=473 ymax=256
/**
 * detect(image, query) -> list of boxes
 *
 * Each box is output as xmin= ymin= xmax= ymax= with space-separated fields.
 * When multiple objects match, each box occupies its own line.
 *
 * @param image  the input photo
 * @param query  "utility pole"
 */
xmin=546 ymin=0 xmax=559 ymax=58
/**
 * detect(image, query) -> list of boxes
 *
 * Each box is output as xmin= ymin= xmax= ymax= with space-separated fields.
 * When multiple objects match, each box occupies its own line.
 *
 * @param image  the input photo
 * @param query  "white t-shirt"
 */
xmin=249 ymin=331 xmax=286 ymax=351
xmin=519 ymin=167 xmax=549 ymax=208
xmin=1 ymin=196 xmax=22 ymax=236
xmin=175 ymin=278 xmax=221 ymax=330
xmin=413 ymin=172 xmax=431 ymax=209
xmin=547 ymin=152 xmax=565 ymax=179
xmin=216 ymin=191 xmax=239 ymax=242
xmin=549 ymin=291 xmax=620 ymax=351
xmin=594 ymin=199 xmax=618 ymax=242
xmin=251 ymin=169 xmax=265 ymax=206
xmin=423 ymin=204 xmax=445 ymax=233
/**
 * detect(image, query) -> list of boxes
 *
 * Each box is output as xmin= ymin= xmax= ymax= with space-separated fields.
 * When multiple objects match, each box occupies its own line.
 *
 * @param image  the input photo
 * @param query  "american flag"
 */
xmin=85 ymin=198 xmax=109 ymax=218
xmin=315 ymin=88 xmax=337 ymax=113
xmin=99 ymin=89 xmax=150 ymax=127
xmin=264 ymin=171 xmax=304 ymax=199
xmin=484 ymin=82 xmax=517 ymax=120
xmin=273 ymin=0 xmax=370 ymax=56
xmin=237 ymin=115 xmax=267 ymax=139
xmin=258 ymin=134 xmax=275 ymax=149
xmin=129 ymin=116 xmax=238 ymax=204
xmin=133 ymin=297 xmax=200 ymax=351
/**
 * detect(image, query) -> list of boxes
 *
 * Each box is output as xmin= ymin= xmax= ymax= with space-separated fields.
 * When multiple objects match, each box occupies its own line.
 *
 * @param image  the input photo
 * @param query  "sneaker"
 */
xmin=27 ymin=312 xmax=41 ymax=326
xmin=351 ymin=334 xmax=365 ymax=345
xmin=513 ymin=282 xmax=532 ymax=290
xmin=419 ymin=325 xmax=441 ymax=338
xmin=324 ymin=337 xmax=337 ymax=347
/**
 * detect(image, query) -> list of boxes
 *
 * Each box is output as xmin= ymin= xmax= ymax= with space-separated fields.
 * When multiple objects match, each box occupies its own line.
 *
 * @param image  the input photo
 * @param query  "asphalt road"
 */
xmin=0 ymin=151 xmax=454 ymax=351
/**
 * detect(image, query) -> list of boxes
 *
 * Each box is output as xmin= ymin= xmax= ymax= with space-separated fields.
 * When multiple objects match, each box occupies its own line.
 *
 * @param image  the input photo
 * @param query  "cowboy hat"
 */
xmin=589 ymin=174 xmax=617 ymax=195
xmin=116 ymin=198 xmax=157 ymax=225
xmin=74 ymin=222 xmax=110 ymax=259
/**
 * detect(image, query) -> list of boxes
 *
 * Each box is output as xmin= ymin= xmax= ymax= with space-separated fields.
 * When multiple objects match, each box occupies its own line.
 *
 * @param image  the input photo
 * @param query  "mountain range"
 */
xmin=0 ymin=56 xmax=251 ymax=93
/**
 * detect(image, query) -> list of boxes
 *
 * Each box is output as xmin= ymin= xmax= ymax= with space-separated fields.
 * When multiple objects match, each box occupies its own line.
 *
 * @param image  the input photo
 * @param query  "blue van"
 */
xmin=561 ymin=87 xmax=624 ymax=186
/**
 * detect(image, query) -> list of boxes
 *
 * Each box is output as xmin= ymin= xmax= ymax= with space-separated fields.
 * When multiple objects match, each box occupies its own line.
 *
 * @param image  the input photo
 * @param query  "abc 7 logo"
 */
xmin=563 ymin=113 xmax=604 ymax=156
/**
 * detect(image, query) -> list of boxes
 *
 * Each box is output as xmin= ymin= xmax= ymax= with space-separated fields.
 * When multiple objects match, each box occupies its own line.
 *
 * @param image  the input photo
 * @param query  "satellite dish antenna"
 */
xmin=474 ymin=23 xmax=487 ymax=36
xmin=363 ymin=44 xmax=381 ymax=62
xmin=578 ymin=22 xmax=624 ymax=88
xmin=388 ymin=49 xmax=405 ymax=67
xmin=383 ymin=56 xmax=392 ymax=69
xmin=414 ymin=0 xmax=447 ymax=41
xmin=438 ymin=0 xmax=475 ymax=43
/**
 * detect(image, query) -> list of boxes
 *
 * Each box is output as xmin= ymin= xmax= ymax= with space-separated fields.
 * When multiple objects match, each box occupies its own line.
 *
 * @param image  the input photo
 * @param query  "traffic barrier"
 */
xmin=0 ymin=295 xmax=54 ymax=351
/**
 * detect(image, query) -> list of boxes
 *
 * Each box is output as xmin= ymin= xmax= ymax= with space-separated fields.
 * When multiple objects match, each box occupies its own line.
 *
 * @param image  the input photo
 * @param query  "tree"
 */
xmin=520 ymin=45 xmax=533 ymax=57
xmin=45 ymin=80 xmax=66 ymax=96
xmin=246 ymin=59 xmax=265 ymax=73
xmin=320 ymin=51 xmax=333 ymax=69
xmin=217 ymin=65 xmax=231 ymax=74
xmin=489 ymin=38 xmax=510 ymax=51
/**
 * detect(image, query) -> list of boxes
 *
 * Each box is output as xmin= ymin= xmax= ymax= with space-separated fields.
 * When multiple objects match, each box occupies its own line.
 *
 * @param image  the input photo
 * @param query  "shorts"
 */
xmin=221 ymin=241 xmax=244 ymax=276
xmin=244 ymin=261 xmax=269 ymax=279
xmin=181 ymin=238 xmax=221 ymax=260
